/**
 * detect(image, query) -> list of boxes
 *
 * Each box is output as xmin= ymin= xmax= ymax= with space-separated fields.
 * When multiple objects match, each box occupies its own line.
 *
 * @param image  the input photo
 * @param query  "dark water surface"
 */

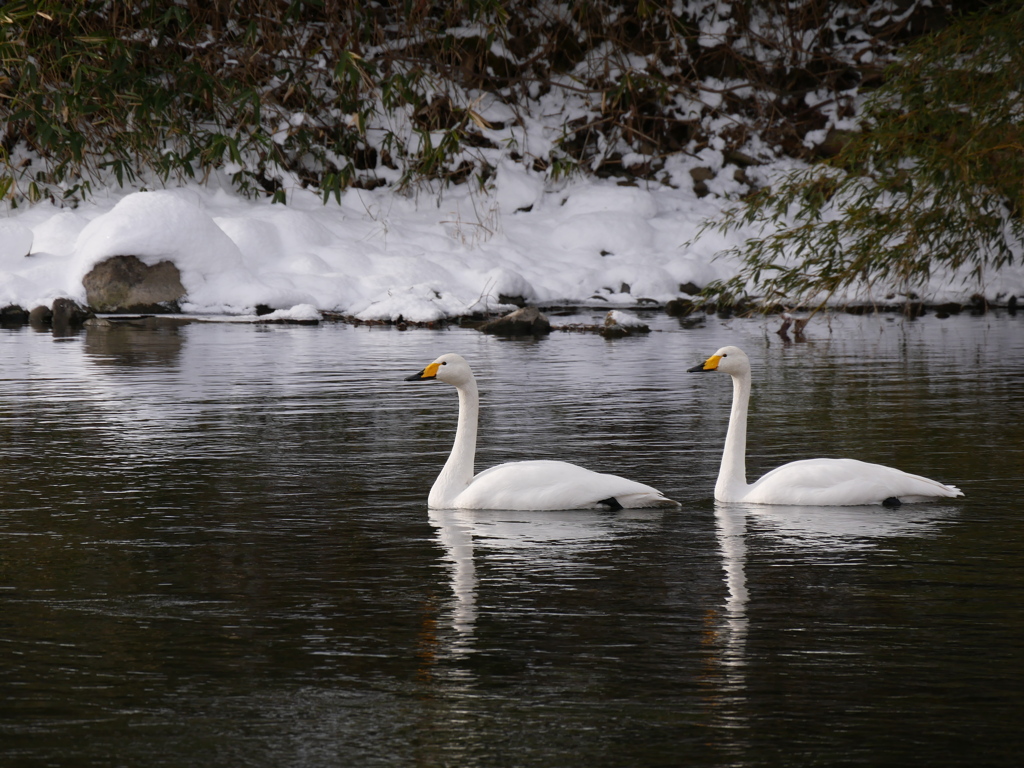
xmin=1 ymin=312 xmax=1022 ymax=767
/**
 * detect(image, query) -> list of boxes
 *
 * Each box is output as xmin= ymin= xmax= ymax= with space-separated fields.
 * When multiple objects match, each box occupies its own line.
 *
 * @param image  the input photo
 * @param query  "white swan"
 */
xmin=688 ymin=346 xmax=963 ymax=506
xmin=406 ymin=353 xmax=679 ymax=510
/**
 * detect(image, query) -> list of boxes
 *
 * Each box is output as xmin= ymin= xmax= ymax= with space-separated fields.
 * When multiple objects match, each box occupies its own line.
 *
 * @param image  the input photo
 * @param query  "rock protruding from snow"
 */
xmin=83 ymin=255 xmax=186 ymax=312
xmin=72 ymin=190 xmax=264 ymax=313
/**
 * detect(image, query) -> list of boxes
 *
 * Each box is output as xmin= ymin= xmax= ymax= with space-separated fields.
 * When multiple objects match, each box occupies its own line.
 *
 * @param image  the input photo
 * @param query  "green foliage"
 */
xmin=1 ymin=1 xmax=966 ymax=206
xmin=700 ymin=1 xmax=1024 ymax=309
xmin=1 ymin=1 xmax=385 ymax=203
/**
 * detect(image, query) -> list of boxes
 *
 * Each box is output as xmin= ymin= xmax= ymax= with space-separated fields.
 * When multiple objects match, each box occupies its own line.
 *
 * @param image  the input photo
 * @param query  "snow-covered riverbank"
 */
xmin=2 ymin=157 xmax=1022 ymax=323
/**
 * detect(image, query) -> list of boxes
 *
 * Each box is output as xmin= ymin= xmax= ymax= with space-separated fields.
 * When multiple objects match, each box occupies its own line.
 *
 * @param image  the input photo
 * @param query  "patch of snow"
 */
xmin=0 ymin=220 xmax=33 ymax=260
xmin=606 ymin=309 xmax=646 ymax=327
xmin=261 ymin=303 xmax=321 ymax=322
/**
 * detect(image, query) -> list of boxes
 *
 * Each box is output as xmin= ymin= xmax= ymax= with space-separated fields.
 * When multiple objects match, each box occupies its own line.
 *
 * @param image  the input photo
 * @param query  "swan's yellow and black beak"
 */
xmin=405 ymin=362 xmax=441 ymax=381
xmin=687 ymin=354 xmax=721 ymax=373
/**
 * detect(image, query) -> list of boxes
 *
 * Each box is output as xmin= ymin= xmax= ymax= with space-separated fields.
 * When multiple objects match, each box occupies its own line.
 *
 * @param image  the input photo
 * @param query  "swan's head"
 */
xmin=687 ymin=345 xmax=750 ymax=376
xmin=405 ymin=352 xmax=475 ymax=386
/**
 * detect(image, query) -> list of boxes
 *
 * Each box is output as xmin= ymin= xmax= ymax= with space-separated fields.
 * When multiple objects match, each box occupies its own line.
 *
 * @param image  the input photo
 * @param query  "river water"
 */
xmin=1 ymin=310 xmax=1022 ymax=767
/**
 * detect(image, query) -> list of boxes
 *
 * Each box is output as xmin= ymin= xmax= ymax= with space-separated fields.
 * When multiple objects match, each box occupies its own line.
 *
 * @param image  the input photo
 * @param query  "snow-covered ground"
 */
xmin=2 ymin=155 xmax=1022 ymax=322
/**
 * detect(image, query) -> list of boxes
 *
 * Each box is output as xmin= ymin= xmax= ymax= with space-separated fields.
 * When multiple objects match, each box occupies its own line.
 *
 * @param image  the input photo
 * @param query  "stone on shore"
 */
xmin=83 ymin=255 xmax=186 ymax=313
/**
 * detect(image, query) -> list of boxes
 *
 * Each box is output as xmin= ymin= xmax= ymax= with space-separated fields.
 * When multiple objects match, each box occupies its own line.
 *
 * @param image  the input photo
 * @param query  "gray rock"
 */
xmin=478 ymin=306 xmax=551 ymax=336
xmin=51 ymin=298 xmax=93 ymax=327
xmin=83 ymin=255 xmax=186 ymax=313
xmin=600 ymin=325 xmax=629 ymax=339
xmin=690 ymin=167 xmax=714 ymax=197
xmin=666 ymin=298 xmax=696 ymax=316
xmin=678 ymin=282 xmax=701 ymax=296
xmin=1 ymin=304 xmax=29 ymax=325
xmin=29 ymin=305 xmax=52 ymax=325
xmin=814 ymin=128 xmax=858 ymax=158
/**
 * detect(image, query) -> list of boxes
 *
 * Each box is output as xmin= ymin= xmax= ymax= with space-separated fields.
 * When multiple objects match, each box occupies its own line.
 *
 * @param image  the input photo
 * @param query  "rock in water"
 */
xmin=1 ymin=305 xmax=29 ymax=325
xmin=29 ymin=306 xmax=52 ymax=325
xmin=600 ymin=310 xmax=650 ymax=338
xmin=51 ymin=298 xmax=92 ymax=328
xmin=478 ymin=306 xmax=552 ymax=336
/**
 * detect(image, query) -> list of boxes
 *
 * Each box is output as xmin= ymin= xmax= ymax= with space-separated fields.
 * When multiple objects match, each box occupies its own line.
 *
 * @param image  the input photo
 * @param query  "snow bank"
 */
xmin=1 ymin=161 xmax=1022 ymax=321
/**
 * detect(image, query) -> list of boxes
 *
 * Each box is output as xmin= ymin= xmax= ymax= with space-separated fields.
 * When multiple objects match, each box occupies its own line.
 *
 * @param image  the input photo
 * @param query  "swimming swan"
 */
xmin=406 ymin=353 xmax=679 ymax=510
xmin=688 ymin=346 xmax=963 ymax=506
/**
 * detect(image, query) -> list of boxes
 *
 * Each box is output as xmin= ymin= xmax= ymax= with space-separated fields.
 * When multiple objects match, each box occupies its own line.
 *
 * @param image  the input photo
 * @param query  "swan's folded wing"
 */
xmin=747 ymin=458 xmax=963 ymax=506
xmin=454 ymin=460 xmax=678 ymax=510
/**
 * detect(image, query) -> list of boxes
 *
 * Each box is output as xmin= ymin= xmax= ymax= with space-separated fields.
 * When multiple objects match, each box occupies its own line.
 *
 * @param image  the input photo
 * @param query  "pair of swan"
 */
xmin=406 ymin=348 xmax=962 ymax=510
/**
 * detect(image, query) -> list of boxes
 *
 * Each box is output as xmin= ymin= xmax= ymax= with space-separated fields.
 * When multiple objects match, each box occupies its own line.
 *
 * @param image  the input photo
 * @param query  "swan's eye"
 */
xmin=441 ymin=361 xmax=447 ymax=365
xmin=721 ymin=354 xmax=728 ymax=358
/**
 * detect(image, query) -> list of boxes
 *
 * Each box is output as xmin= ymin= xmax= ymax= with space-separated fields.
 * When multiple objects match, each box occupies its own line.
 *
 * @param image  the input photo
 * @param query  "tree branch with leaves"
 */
xmin=699 ymin=0 xmax=1024 ymax=311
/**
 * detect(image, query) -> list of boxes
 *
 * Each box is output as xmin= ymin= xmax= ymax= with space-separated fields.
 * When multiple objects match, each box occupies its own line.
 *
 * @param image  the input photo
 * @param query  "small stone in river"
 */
xmin=51 ymin=298 xmax=93 ymax=328
xmin=29 ymin=306 xmax=52 ymax=325
xmin=666 ymin=298 xmax=695 ymax=317
xmin=478 ymin=306 xmax=551 ymax=336
xmin=0 ymin=305 xmax=29 ymax=325
xmin=600 ymin=310 xmax=649 ymax=338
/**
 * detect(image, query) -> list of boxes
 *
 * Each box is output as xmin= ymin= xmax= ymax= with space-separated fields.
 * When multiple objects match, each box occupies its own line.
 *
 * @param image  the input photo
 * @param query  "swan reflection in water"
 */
xmin=705 ymin=499 xmax=961 ymax=757
xmin=710 ymin=499 xmax=961 ymax=674
xmin=415 ymin=507 xmax=666 ymax=750
xmin=714 ymin=504 xmax=749 ymax=683
xmin=738 ymin=501 xmax=961 ymax=553
xmin=429 ymin=509 xmax=478 ymax=660
xmin=425 ymin=507 xmax=664 ymax=663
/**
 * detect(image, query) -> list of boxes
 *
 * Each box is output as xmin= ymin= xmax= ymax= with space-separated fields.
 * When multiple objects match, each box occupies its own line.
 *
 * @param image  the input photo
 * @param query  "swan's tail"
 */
xmin=901 ymin=481 xmax=963 ymax=503
xmin=614 ymin=492 xmax=682 ymax=509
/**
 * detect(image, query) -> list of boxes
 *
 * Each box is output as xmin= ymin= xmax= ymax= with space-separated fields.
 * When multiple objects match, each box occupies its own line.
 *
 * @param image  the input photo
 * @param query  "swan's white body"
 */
xmin=690 ymin=346 xmax=963 ymax=506
xmin=407 ymin=353 xmax=678 ymax=511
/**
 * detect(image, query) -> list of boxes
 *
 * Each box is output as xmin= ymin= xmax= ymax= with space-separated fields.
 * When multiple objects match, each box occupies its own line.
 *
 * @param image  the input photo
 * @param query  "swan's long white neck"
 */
xmin=717 ymin=370 xmax=751 ymax=502
xmin=428 ymin=375 xmax=479 ymax=508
